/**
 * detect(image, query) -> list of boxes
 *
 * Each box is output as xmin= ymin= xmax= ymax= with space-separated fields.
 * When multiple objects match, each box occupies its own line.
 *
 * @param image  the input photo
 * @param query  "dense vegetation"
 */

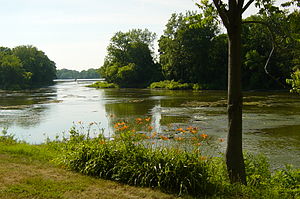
xmin=87 ymin=81 xmax=119 ymax=88
xmin=96 ymin=8 xmax=299 ymax=91
xmin=0 ymin=46 xmax=56 ymax=90
xmin=99 ymin=29 xmax=162 ymax=88
xmin=56 ymin=68 xmax=100 ymax=79
xmin=1 ymin=121 xmax=298 ymax=198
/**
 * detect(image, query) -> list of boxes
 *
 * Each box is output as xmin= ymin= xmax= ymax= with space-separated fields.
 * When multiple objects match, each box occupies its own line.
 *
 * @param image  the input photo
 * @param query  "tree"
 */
xmin=286 ymin=69 xmax=300 ymax=93
xmin=211 ymin=0 xmax=299 ymax=184
xmin=158 ymin=11 xmax=227 ymax=88
xmin=0 ymin=52 xmax=28 ymax=89
xmin=13 ymin=45 xmax=56 ymax=85
xmin=100 ymin=29 xmax=161 ymax=88
xmin=210 ymin=0 xmax=254 ymax=184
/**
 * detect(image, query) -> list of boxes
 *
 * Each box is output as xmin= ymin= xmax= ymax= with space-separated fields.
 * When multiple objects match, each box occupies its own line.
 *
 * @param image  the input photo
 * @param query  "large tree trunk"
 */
xmin=226 ymin=15 xmax=247 ymax=184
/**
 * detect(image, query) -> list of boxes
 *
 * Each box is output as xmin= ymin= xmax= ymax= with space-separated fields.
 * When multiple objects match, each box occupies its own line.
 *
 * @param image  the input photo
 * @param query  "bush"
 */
xmin=54 ymin=121 xmax=218 ymax=196
xmin=149 ymin=80 xmax=202 ymax=90
xmin=87 ymin=81 xmax=119 ymax=88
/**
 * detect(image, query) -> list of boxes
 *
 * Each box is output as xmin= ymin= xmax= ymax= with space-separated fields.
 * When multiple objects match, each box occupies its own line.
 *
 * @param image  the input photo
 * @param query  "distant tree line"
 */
xmin=99 ymin=8 xmax=299 ymax=91
xmin=0 ymin=45 xmax=56 ymax=90
xmin=56 ymin=68 xmax=100 ymax=79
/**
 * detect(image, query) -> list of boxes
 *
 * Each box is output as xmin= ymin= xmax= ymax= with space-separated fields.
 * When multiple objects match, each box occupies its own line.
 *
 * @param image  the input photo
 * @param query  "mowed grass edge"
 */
xmin=0 ymin=142 xmax=179 ymax=199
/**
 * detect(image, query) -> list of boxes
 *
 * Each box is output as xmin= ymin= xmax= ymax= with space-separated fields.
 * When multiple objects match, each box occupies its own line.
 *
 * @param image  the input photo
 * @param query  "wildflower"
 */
xmin=145 ymin=117 xmax=151 ymax=122
xmin=176 ymin=128 xmax=186 ymax=133
xmin=174 ymin=137 xmax=184 ymax=141
xmin=151 ymin=132 xmax=157 ymax=138
xmin=148 ymin=126 xmax=154 ymax=131
xmin=200 ymin=133 xmax=208 ymax=139
xmin=160 ymin=135 xmax=169 ymax=141
xmin=135 ymin=118 xmax=143 ymax=124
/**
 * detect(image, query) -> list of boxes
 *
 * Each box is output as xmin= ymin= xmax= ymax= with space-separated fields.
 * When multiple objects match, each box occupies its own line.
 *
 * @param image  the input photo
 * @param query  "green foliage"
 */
xmin=0 ymin=45 xmax=56 ymax=90
xmin=56 ymin=68 xmax=100 ymax=79
xmin=1 ymin=122 xmax=300 ymax=198
xmin=13 ymin=45 xmax=56 ymax=86
xmin=242 ymin=10 xmax=300 ymax=90
xmin=99 ymin=29 xmax=162 ymax=88
xmin=149 ymin=80 xmax=202 ymax=90
xmin=87 ymin=81 xmax=119 ymax=88
xmin=54 ymin=125 xmax=217 ymax=196
xmin=286 ymin=69 xmax=300 ymax=93
xmin=158 ymin=11 xmax=227 ymax=89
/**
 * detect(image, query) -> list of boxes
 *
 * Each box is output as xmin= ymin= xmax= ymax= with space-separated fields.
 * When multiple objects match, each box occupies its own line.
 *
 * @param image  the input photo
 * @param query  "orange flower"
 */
xmin=160 ymin=136 xmax=169 ymax=141
xmin=145 ymin=117 xmax=151 ymax=122
xmin=148 ymin=126 xmax=154 ymax=131
xmin=151 ymin=132 xmax=157 ymax=138
xmin=200 ymin=133 xmax=208 ymax=139
xmin=174 ymin=137 xmax=184 ymax=141
xmin=176 ymin=128 xmax=186 ymax=132
xmin=135 ymin=118 xmax=143 ymax=124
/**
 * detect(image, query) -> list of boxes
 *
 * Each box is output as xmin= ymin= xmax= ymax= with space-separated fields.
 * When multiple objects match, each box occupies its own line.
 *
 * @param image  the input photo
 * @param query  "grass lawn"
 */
xmin=0 ymin=145 xmax=178 ymax=199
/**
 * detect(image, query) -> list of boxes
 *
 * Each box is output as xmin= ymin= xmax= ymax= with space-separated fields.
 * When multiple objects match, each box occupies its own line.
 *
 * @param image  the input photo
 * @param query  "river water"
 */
xmin=0 ymin=80 xmax=300 ymax=168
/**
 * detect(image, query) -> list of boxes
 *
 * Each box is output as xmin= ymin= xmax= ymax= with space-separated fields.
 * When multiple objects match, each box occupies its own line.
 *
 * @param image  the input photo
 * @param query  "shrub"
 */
xmin=87 ymin=81 xmax=119 ymax=88
xmin=149 ymin=80 xmax=202 ymax=90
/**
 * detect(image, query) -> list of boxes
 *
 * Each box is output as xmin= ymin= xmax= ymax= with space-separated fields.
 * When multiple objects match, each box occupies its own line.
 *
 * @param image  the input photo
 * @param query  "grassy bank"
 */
xmin=0 ymin=137 xmax=177 ymax=199
xmin=1 ymin=120 xmax=299 ymax=198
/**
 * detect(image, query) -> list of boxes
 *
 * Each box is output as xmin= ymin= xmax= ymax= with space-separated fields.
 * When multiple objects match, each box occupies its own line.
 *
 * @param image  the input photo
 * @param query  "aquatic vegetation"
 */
xmin=149 ymin=80 xmax=202 ymax=90
xmin=87 ymin=81 xmax=119 ymax=88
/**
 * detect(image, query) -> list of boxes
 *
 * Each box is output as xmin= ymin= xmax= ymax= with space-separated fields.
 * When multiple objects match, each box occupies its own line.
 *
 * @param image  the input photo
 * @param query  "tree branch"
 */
xmin=242 ymin=0 xmax=255 ymax=14
xmin=213 ymin=0 xmax=230 ymax=28
xmin=243 ymin=20 xmax=286 ymax=88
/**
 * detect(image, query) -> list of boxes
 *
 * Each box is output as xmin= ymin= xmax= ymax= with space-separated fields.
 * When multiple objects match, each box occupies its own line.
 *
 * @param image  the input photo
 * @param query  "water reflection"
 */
xmin=0 ymin=87 xmax=57 ymax=128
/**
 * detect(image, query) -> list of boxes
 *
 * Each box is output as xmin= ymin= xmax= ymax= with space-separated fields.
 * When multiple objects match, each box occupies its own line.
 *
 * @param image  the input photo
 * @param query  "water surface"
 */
xmin=0 ymin=81 xmax=299 ymax=168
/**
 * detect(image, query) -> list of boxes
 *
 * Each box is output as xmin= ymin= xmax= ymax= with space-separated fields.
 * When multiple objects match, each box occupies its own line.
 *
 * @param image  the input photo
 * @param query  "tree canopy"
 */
xmin=0 ymin=45 xmax=56 ymax=90
xmin=99 ymin=29 xmax=162 ymax=88
xmin=56 ymin=68 xmax=100 ymax=79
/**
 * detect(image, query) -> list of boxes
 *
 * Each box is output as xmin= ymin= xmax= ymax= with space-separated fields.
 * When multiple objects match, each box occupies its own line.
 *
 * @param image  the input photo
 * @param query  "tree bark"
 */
xmin=226 ymin=13 xmax=247 ymax=185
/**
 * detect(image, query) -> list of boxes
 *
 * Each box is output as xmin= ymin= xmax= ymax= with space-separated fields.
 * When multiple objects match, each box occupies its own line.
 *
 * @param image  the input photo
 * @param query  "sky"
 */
xmin=0 ymin=0 xmax=261 ymax=71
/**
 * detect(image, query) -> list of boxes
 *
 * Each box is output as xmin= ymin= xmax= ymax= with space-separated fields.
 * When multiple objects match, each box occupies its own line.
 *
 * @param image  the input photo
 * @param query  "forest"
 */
xmin=56 ymin=68 xmax=101 ymax=79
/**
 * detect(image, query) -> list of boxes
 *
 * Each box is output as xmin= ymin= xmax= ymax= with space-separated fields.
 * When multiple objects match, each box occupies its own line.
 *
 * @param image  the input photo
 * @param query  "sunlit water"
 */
xmin=1 ymin=80 xmax=300 ymax=169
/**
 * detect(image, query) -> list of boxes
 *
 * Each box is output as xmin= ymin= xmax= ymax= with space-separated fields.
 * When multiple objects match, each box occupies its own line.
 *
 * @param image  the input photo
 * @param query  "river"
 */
xmin=0 ymin=80 xmax=300 ymax=168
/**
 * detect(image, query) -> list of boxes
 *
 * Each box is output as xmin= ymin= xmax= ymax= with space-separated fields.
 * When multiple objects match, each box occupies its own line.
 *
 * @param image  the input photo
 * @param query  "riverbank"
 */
xmin=1 ymin=128 xmax=299 ymax=199
xmin=0 ymin=142 xmax=176 ymax=199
